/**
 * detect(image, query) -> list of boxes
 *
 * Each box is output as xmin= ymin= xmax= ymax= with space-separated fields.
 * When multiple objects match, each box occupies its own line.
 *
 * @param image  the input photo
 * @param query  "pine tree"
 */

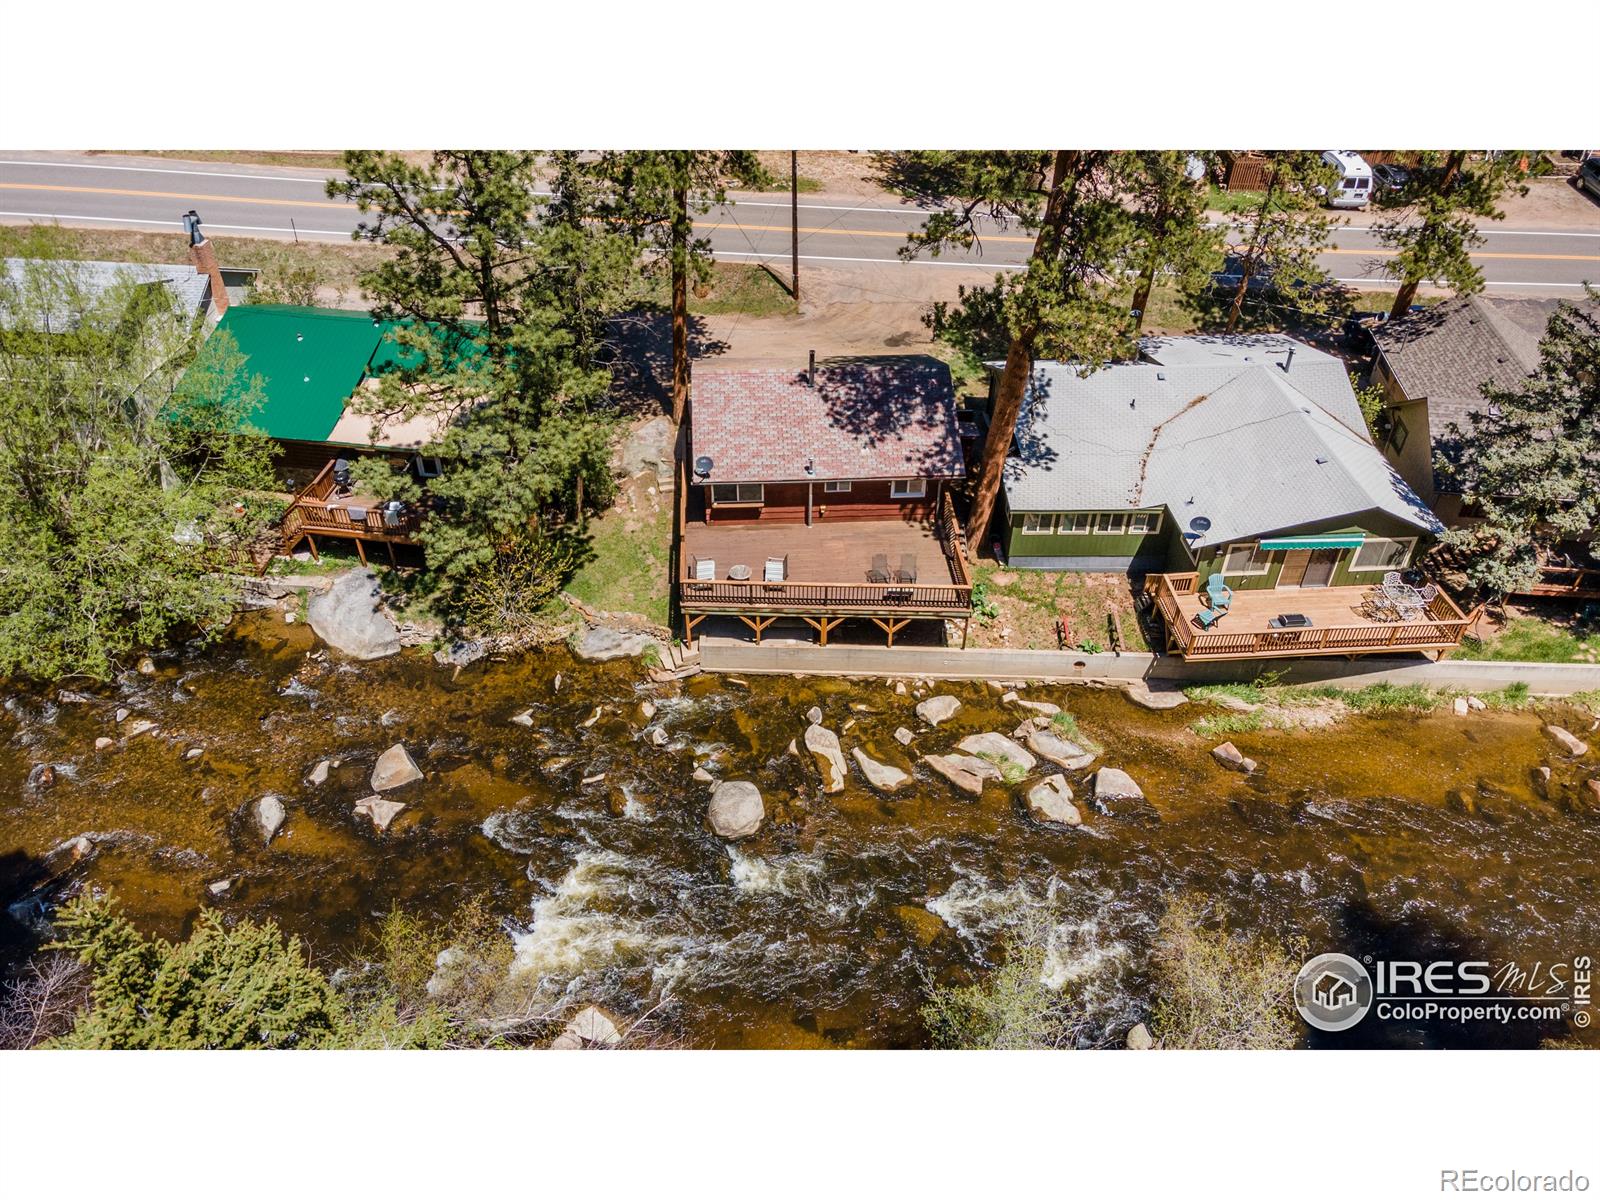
xmin=885 ymin=151 xmax=1134 ymax=556
xmin=1221 ymin=151 xmax=1339 ymax=332
xmin=1119 ymin=151 xmax=1224 ymax=333
xmin=591 ymin=151 xmax=770 ymax=422
xmin=1438 ymin=295 xmax=1600 ymax=598
xmin=1371 ymin=151 xmax=1529 ymax=318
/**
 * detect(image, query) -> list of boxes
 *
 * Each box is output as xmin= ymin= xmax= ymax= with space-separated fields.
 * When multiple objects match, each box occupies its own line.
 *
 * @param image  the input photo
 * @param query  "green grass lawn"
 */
xmin=748 ymin=175 xmax=824 ymax=194
xmin=560 ymin=491 xmax=674 ymax=627
xmin=1206 ymin=186 xmax=1264 ymax=215
xmin=1450 ymin=616 xmax=1600 ymax=663
xmin=641 ymin=262 xmax=797 ymax=319
xmin=968 ymin=564 xmax=1148 ymax=652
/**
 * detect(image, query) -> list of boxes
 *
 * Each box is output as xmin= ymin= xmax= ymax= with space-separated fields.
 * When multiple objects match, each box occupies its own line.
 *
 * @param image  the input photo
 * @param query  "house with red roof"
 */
xmin=678 ymin=355 xmax=974 ymax=647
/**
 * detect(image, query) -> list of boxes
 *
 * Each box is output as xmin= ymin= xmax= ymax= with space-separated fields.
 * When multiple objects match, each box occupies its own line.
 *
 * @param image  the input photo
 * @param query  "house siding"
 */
xmin=1000 ymin=504 xmax=1191 ymax=574
xmin=698 ymin=480 xmax=938 ymax=525
xmin=1191 ymin=512 xmax=1429 ymax=591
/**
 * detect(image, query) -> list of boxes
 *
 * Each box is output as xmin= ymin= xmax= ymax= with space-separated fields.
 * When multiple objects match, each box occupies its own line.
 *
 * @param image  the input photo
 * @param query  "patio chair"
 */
xmin=764 ymin=556 xmax=787 ymax=583
xmin=1419 ymin=584 xmax=1438 ymax=602
xmin=1383 ymin=571 xmax=1402 ymax=587
xmin=868 ymin=553 xmax=891 ymax=584
xmin=1192 ymin=605 xmax=1226 ymax=631
xmin=1205 ymin=573 xmax=1233 ymax=611
xmin=897 ymin=553 xmax=918 ymax=584
xmin=694 ymin=557 xmax=716 ymax=581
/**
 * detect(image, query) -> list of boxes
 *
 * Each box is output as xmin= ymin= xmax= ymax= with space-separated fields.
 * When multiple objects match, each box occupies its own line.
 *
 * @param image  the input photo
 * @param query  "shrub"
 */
xmin=921 ymin=921 xmax=1086 ymax=1049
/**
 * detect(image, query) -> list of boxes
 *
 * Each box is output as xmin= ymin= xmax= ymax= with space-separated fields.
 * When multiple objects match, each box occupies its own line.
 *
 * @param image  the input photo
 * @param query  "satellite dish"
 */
xmin=1189 ymin=516 xmax=1212 ymax=533
xmin=694 ymin=455 xmax=714 ymax=477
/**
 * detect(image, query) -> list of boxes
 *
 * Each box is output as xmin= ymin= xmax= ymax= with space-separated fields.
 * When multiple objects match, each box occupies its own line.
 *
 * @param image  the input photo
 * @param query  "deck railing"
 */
xmin=1516 ymin=565 xmax=1600 ymax=600
xmin=1149 ymin=573 xmax=1469 ymax=660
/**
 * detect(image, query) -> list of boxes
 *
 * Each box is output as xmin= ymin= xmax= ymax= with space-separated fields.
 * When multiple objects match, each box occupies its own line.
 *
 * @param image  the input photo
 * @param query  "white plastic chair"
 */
xmin=764 ymin=557 xmax=785 ymax=582
xmin=694 ymin=558 xmax=715 ymax=581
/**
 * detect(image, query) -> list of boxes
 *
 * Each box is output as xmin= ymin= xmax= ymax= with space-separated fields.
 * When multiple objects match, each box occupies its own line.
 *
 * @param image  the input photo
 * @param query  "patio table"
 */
xmin=728 ymin=563 xmax=751 ymax=581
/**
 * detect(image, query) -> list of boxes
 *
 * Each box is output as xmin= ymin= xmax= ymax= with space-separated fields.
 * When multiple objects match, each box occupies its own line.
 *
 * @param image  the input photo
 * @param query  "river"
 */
xmin=3 ymin=612 xmax=1597 ymax=1048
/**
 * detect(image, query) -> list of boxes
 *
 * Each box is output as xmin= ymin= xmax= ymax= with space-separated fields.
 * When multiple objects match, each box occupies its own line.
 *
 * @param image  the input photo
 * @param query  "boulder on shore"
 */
xmin=804 ymin=724 xmax=848 ymax=793
xmin=852 ymin=747 xmax=911 ymax=793
xmin=956 ymin=732 xmax=1037 ymax=774
xmin=371 ymin=743 xmax=423 ymax=792
xmin=1211 ymin=742 xmax=1258 ymax=774
xmin=1126 ymin=1022 xmax=1155 ymax=1050
xmin=1122 ymin=680 xmax=1188 ymax=711
xmin=573 ymin=626 xmax=663 ymax=663
xmin=915 ymin=695 xmax=962 ymax=726
xmin=1093 ymin=767 xmax=1144 ymax=806
xmin=307 ymin=569 xmax=401 ymax=660
xmin=550 ymin=1005 xmax=624 ymax=1050
xmin=1544 ymin=725 xmax=1589 ymax=757
xmin=1013 ymin=697 xmax=1061 ymax=717
xmin=1025 ymin=774 xmax=1082 ymax=826
xmin=254 ymin=794 xmax=287 ymax=845
xmin=1027 ymin=727 xmax=1097 ymax=771
xmin=707 ymin=781 xmax=765 ymax=840
xmin=924 ymin=753 xmax=1001 ymax=796
xmin=354 ymin=795 xmax=406 ymax=833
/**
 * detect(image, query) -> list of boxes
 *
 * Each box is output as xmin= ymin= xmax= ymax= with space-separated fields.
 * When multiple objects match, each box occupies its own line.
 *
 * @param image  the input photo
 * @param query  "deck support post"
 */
xmin=386 ymin=540 xmax=398 ymax=567
xmin=801 ymin=616 xmax=838 ymax=646
xmin=871 ymin=617 xmax=911 ymax=647
xmin=738 ymin=614 xmax=776 ymax=644
xmin=306 ymin=534 xmax=319 ymax=563
xmin=683 ymin=612 xmax=705 ymax=646
xmin=961 ymin=616 xmax=970 ymax=649
xmin=355 ymin=538 xmax=368 ymax=568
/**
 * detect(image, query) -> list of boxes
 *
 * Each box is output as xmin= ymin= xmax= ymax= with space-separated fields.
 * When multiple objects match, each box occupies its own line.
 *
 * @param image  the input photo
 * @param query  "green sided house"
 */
xmin=990 ymin=335 xmax=1470 ymax=660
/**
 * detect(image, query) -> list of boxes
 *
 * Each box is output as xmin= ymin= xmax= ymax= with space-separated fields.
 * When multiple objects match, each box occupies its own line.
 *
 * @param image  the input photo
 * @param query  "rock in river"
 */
xmin=572 ymin=626 xmax=663 ymax=663
xmin=894 ymin=726 xmax=914 ymax=746
xmin=1211 ymin=742 xmax=1257 ymax=774
xmin=550 ymin=1005 xmax=623 ymax=1050
xmin=1126 ymin=1022 xmax=1155 ymax=1050
xmin=1122 ymin=680 xmax=1187 ymax=711
xmin=1013 ymin=697 xmax=1061 ymax=717
xmin=1025 ymin=774 xmax=1082 ymax=826
xmin=708 ymin=781 xmax=765 ymax=840
xmin=1026 ymin=727 xmax=1097 ymax=771
xmin=804 ymin=724 xmax=848 ymax=793
xmin=924 ymin=753 xmax=1002 ymax=796
xmin=805 ymin=706 xmax=824 ymax=726
xmin=852 ymin=747 xmax=910 ymax=793
xmin=956 ymin=732 xmax=1036 ymax=774
xmin=254 ymin=794 xmax=287 ymax=845
xmin=307 ymin=569 xmax=401 ymax=660
xmin=354 ymin=795 xmax=406 ymax=833
xmin=1093 ymin=767 xmax=1144 ymax=805
xmin=371 ymin=743 xmax=423 ymax=792
xmin=307 ymin=759 xmax=331 ymax=786
xmin=1544 ymin=725 xmax=1588 ymax=757
xmin=915 ymin=695 xmax=961 ymax=727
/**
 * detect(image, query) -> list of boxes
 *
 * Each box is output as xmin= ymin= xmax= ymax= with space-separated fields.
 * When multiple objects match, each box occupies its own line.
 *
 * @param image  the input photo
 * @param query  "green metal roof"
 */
xmin=211 ymin=305 xmax=386 ymax=442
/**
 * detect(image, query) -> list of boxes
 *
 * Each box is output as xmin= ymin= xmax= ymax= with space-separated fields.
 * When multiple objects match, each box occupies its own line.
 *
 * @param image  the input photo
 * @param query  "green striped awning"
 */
xmin=1258 ymin=534 xmax=1366 ymax=551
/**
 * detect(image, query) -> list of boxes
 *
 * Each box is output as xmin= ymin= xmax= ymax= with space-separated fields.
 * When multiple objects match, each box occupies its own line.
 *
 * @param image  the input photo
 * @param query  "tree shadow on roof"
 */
xmin=809 ymin=353 xmax=966 ymax=477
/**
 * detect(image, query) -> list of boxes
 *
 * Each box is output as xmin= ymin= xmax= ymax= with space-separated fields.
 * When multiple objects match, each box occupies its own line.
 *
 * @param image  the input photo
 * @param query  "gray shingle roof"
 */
xmin=1 ymin=257 xmax=212 ymax=331
xmin=1370 ymin=295 xmax=1579 ymax=489
xmin=1004 ymin=340 xmax=1443 ymax=550
xmin=690 ymin=356 xmax=965 ymax=485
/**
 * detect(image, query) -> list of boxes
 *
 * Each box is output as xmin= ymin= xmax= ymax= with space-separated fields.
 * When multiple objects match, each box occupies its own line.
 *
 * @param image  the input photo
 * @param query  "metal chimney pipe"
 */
xmin=1282 ymin=346 xmax=1295 ymax=372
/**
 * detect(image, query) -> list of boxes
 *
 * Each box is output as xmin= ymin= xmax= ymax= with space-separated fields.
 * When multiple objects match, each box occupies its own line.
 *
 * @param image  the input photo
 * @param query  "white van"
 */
xmin=1319 ymin=151 xmax=1373 ymax=209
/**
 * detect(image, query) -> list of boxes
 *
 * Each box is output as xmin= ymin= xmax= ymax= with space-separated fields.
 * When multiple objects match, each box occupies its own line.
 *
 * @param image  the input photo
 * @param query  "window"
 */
xmin=1387 ymin=414 xmax=1409 ymax=453
xmin=1095 ymin=512 xmax=1127 ymax=535
xmin=1351 ymin=537 xmax=1416 ymax=573
xmin=710 ymin=482 xmax=764 ymax=505
xmin=823 ymin=481 xmax=852 ymax=493
xmin=890 ymin=479 xmax=926 ymax=499
xmin=1127 ymin=511 xmax=1162 ymax=535
xmin=1021 ymin=513 xmax=1051 ymax=535
xmin=1060 ymin=513 xmax=1093 ymax=535
xmin=1221 ymin=542 xmax=1274 ymax=576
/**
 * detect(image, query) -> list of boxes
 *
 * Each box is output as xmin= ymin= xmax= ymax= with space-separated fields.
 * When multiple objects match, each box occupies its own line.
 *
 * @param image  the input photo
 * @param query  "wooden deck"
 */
xmin=253 ymin=460 xmax=423 ymax=572
xmin=1513 ymin=564 xmax=1600 ymax=601
xmin=1148 ymin=573 xmax=1470 ymax=660
xmin=678 ymin=491 xmax=973 ymax=645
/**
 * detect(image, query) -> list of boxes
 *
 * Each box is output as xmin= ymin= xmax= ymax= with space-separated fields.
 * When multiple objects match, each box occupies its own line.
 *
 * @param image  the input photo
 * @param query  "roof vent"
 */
xmin=1156 ymin=372 xmax=1166 ymax=381
xmin=1315 ymin=456 xmax=1328 ymax=465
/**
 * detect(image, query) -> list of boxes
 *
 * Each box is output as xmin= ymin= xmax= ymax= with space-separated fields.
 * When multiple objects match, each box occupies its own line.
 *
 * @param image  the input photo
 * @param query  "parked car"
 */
xmin=1372 ymin=162 xmax=1413 ymax=194
xmin=1576 ymin=156 xmax=1600 ymax=203
xmin=1315 ymin=151 xmax=1374 ymax=209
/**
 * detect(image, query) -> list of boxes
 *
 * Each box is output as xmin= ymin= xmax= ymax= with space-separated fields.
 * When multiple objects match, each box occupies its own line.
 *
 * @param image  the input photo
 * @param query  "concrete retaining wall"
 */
xmin=697 ymin=637 xmax=1600 ymax=696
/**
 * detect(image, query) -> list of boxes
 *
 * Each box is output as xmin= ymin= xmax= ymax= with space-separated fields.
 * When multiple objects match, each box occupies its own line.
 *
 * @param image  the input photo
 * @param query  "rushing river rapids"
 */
xmin=3 ymin=612 xmax=1599 ymax=1048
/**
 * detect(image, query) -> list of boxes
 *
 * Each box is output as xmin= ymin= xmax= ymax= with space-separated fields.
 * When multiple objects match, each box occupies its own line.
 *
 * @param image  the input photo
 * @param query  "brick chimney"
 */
xmin=182 ymin=210 xmax=229 ymax=317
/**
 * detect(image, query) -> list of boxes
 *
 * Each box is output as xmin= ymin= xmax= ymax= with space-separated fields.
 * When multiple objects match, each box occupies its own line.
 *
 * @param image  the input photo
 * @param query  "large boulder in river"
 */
xmin=307 ymin=569 xmax=401 ymax=660
xmin=254 ymin=794 xmax=287 ymax=845
xmin=1093 ymin=767 xmax=1144 ymax=806
xmin=550 ymin=1004 xmax=624 ymax=1050
xmin=915 ymin=695 xmax=961 ymax=726
xmin=354 ymin=795 xmax=406 ymax=833
xmin=1544 ymin=724 xmax=1589 ymax=756
xmin=1211 ymin=742 xmax=1258 ymax=774
xmin=956 ymin=732 xmax=1036 ymax=774
xmin=1025 ymin=774 xmax=1082 ymax=826
xmin=803 ymin=724 xmax=848 ymax=793
xmin=1122 ymin=680 xmax=1187 ymax=710
xmin=924 ymin=753 xmax=1001 ymax=796
xmin=707 ymin=781 xmax=764 ymax=840
xmin=573 ymin=626 xmax=663 ymax=662
xmin=852 ymin=747 xmax=910 ymax=793
xmin=1026 ymin=727 xmax=1096 ymax=771
xmin=371 ymin=743 xmax=423 ymax=792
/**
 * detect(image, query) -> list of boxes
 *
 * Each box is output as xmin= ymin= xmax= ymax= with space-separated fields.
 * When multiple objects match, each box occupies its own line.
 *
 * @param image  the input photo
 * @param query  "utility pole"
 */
xmin=790 ymin=150 xmax=800 ymax=303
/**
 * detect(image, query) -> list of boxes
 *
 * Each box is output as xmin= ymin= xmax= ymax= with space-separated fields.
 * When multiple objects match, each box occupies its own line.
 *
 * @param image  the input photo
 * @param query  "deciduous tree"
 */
xmin=1438 ymin=294 xmax=1600 ymax=598
xmin=1221 ymin=151 xmax=1339 ymax=332
xmin=1371 ymin=151 xmax=1529 ymax=318
xmin=884 ymin=151 xmax=1134 ymax=554
xmin=592 ymin=151 xmax=770 ymax=422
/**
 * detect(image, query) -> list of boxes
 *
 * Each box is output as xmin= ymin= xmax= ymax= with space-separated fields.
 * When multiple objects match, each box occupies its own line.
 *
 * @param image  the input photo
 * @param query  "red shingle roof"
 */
xmin=689 ymin=357 xmax=965 ymax=485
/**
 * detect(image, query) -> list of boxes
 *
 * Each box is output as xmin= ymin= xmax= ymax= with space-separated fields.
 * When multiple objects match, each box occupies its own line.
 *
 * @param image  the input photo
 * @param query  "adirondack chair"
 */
xmin=1205 ymin=573 xmax=1233 ymax=611
xmin=1193 ymin=605 xmax=1226 ymax=631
